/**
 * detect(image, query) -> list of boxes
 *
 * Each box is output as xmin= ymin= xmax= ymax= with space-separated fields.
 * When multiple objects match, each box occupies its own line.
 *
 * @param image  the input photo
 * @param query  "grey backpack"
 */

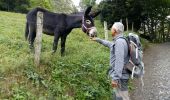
xmin=121 ymin=33 xmax=145 ymax=79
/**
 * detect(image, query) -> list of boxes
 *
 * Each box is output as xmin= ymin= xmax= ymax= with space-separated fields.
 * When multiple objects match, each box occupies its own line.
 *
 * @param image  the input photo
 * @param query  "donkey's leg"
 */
xmin=52 ymin=30 xmax=60 ymax=53
xmin=61 ymin=34 xmax=67 ymax=56
xmin=60 ymin=29 xmax=72 ymax=56
xmin=28 ymin=25 xmax=36 ymax=49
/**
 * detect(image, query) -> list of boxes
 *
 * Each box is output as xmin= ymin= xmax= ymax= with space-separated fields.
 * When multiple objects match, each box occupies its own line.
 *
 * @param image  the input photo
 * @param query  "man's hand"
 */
xmin=90 ymin=37 xmax=97 ymax=41
xmin=111 ymin=80 xmax=118 ymax=88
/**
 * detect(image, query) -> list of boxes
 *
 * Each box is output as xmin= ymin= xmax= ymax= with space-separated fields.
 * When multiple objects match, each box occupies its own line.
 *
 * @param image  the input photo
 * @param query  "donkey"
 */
xmin=25 ymin=6 xmax=100 ymax=56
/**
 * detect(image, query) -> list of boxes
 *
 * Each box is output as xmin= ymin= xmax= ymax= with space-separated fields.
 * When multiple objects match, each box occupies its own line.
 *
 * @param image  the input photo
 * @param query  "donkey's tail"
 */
xmin=25 ymin=22 xmax=29 ymax=40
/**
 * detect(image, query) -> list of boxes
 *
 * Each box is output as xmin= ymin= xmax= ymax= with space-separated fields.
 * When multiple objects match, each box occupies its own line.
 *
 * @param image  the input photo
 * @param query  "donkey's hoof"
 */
xmin=29 ymin=45 xmax=34 ymax=53
xmin=29 ymin=44 xmax=34 ymax=49
xmin=61 ymin=52 xmax=65 ymax=57
xmin=61 ymin=54 xmax=64 ymax=57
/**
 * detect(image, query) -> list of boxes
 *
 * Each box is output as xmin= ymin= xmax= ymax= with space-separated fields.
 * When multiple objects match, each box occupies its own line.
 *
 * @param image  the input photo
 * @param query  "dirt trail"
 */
xmin=130 ymin=42 xmax=170 ymax=100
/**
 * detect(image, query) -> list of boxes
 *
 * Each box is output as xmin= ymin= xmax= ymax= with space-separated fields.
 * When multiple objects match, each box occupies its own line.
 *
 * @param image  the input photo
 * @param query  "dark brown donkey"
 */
xmin=25 ymin=6 xmax=100 ymax=56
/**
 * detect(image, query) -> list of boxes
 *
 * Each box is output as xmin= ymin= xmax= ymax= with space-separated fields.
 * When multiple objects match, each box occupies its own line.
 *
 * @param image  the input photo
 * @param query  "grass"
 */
xmin=0 ymin=12 xmax=28 ymax=72
xmin=0 ymin=11 xmax=112 ymax=99
xmin=0 ymin=11 xmax=148 ymax=99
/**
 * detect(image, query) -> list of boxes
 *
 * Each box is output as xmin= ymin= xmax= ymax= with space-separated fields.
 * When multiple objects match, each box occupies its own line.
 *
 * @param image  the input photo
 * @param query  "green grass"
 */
xmin=0 ymin=11 xmax=28 ymax=72
xmin=0 ymin=11 xmax=112 ymax=99
xmin=0 ymin=11 xmax=148 ymax=99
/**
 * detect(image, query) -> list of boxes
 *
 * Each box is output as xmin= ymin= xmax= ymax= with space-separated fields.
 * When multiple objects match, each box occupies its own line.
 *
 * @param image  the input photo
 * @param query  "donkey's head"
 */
xmin=82 ymin=6 xmax=100 ymax=37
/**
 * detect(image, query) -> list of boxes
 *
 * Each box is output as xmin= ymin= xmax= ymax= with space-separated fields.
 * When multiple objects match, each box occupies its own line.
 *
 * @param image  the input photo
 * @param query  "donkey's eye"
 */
xmin=86 ymin=20 xmax=91 ymax=24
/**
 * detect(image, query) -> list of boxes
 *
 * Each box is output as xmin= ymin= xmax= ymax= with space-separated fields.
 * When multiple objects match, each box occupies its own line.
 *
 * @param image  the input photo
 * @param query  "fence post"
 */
xmin=104 ymin=21 xmax=108 ymax=40
xmin=35 ymin=11 xmax=43 ymax=67
xmin=120 ymin=19 xmax=122 ymax=23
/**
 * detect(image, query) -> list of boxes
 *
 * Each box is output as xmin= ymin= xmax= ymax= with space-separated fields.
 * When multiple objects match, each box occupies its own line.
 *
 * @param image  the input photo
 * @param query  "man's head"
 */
xmin=111 ymin=22 xmax=124 ymax=37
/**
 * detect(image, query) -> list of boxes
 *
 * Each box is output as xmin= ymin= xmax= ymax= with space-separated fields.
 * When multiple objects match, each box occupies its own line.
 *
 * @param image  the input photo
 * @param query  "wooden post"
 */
xmin=120 ymin=19 xmax=122 ymax=23
xmin=104 ymin=21 xmax=108 ymax=40
xmin=35 ymin=11 xmax=43 ymax=67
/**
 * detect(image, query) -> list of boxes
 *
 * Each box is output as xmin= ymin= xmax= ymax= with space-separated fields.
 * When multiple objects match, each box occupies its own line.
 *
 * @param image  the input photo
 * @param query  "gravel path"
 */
xmin=130 ymin=42 xmax=170 ymax=100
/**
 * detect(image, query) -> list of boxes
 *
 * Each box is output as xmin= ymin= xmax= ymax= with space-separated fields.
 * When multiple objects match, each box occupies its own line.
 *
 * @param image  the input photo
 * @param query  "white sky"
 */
xmin=167 ymin=15 xmax=170 ymax=19
xmin=72 ymin=0 xmax=80 ymax=7
xmin=71 ymin=0 xmax=102 ymax=7
xmin=96 ymin=0 xmax=102 ymax=4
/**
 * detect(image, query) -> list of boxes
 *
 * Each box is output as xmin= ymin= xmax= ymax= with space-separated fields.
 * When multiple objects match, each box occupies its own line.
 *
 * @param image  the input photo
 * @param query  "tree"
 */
xmin=51 ymin=0 xmax=76 ymax=13
xmin=98 ymin=0 xmax=115 ymax=28
xmin=0 ymin=0 xmax=30 ymax=13
xmin=140 ymin=0 xmax=170 ymax=42
xmin=98 ymin=0 xmax=170 ymax=42
xmin=0 ymin=0 xmax=76 ymax=14
xmin=79 ymin=0 xmax=96 ymax=11
xmin=29 ymin=0 xmax=52 ymax=11
xmin=99 ymin=0 xmax=144 ymax=30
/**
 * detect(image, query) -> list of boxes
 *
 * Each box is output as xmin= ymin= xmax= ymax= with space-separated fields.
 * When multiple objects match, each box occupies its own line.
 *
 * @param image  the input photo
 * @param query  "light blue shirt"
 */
xmin=96 ymin=33 xmax=130 ymax=81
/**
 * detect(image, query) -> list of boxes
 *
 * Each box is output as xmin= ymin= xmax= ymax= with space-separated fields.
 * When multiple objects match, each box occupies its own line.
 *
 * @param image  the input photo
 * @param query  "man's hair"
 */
xmin=112 ymin=22 xmax=124 ymax=33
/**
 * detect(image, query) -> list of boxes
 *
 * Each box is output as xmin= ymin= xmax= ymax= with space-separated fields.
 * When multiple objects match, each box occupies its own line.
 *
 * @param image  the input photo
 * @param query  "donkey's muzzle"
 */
xmin=89 ymin=27 xmax=97 ymax=37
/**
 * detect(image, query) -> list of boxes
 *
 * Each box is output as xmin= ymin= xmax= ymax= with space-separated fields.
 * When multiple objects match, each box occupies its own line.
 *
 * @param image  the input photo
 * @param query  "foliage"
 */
xmin=139 ymin=0 xmax=170 ymax=42
xmin=29 ymin=0 xmax=52 ymax=11
xmin=12 ymin=86 xmax=36 ymax=100
xmin=0 ymin=0 xmax=30 ymax=13
xmin=79 ymin=0 xmax=96 ymax=10
xmin=50 ymin=0 xmax=76 ymax=13
xmin=24 ymin=67 xmax=48 ymax=88
xmin=98 ymin=0 xmax=143 ymax=30
xmin=98 ymin=0 xmax=170 ymax=42
xmin=0 ymin=0 xmax=76 ymax=13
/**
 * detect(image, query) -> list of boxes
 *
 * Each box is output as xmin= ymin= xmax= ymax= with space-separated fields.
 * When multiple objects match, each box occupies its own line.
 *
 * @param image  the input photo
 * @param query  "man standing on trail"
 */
xmin=91 ymin=22 xmax=130 ymax=100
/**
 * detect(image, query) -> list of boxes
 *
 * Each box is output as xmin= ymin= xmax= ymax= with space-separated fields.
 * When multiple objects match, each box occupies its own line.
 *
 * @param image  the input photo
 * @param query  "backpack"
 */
xmin=120 ymin=33 xmax=145 ymax=79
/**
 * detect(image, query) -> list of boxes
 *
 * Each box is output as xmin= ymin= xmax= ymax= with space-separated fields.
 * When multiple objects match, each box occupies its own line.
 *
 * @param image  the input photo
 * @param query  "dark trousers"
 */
xmin=113 ymin=79 xmax=130 ymax=100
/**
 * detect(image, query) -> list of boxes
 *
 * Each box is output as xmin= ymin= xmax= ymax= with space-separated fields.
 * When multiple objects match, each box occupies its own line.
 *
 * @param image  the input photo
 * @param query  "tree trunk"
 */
xmin=158 ymin=30 xmax=161 ymax=42
xmin=132 ymin=22 xmax=134 ymax=32
xmin=154 ymin=22 xmax=157 ymax=41
xmin=126 ymin=18 xmax=128 ymax=31
xmin=168 ymin=22 xmax=170 ymax=41
xmin=144 ymin=23 xmax=146 ymax=35
xmin=151 ymin=19 xmax=155 ymax=42
xmin=162 ymin=21 xmax=165 ymax=42
xmin=160 ymin=19 xmax=165 ymax=42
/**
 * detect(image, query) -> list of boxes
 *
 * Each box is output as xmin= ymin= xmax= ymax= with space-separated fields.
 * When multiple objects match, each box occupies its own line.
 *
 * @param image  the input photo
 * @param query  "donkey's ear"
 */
xmin=89 ymin=11 xmax=101 ymax=18
xmin=85 ymin=6 xmax=92 ymax=16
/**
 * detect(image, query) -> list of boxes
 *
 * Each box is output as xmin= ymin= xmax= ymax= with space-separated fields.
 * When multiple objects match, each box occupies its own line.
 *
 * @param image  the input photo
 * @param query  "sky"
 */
xmin=167 ymin=15 xmax=170 ymax=19
xmin=71 ymin=0 xmax=102 ymax=7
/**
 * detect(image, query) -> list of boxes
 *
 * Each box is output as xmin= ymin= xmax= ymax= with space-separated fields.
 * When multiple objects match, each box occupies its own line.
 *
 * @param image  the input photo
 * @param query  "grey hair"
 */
xmin=111 ymin=22 xmax=124 ymax=33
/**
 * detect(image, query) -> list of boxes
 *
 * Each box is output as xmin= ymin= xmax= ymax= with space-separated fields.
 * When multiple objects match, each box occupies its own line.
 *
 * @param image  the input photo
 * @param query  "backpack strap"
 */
xmin=117 ymin=37 xmax=138 ymax=78
xmin=116 ymin=37 xmax=130 ymax=57
xmin=115 ymin=37 xmax=131 ymax=72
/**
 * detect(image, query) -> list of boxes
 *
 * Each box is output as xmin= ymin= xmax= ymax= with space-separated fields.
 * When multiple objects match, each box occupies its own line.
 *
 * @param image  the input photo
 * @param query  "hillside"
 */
xmin=0 ymin=11 xmax=112 ymax=99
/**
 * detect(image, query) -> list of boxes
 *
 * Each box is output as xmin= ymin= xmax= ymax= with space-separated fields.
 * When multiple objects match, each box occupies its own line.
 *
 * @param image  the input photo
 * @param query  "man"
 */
xmin=91 ymin=22 xmax=130 ymax=100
